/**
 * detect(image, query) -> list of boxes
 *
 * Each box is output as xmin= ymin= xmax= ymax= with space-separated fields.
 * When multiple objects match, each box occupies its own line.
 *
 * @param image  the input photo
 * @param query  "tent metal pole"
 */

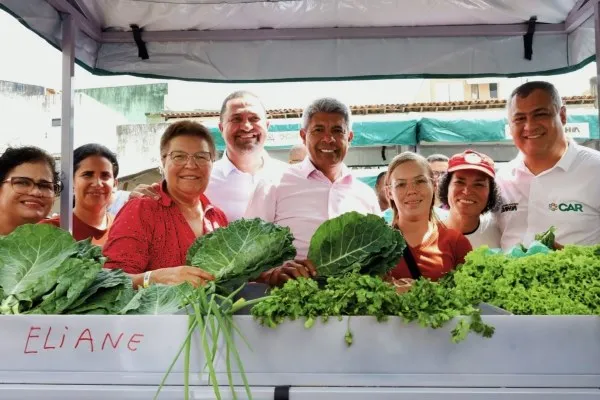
xmin=595 ymin=1 xmax=600 ymax=146
xmin=59 ymin=13 xmax=75 ymax=232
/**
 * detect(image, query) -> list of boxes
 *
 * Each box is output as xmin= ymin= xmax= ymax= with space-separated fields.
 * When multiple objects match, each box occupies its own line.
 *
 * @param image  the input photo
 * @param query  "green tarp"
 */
xmin=206 ymin=116 xmax=419 ymax=151
xmin=418 ymin=110 xmax=600 ymax=143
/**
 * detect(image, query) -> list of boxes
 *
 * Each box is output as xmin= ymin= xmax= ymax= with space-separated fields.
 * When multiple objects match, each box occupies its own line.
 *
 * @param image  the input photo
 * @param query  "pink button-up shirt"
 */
xmin=244 ymin=158 xmax=381 ymax=259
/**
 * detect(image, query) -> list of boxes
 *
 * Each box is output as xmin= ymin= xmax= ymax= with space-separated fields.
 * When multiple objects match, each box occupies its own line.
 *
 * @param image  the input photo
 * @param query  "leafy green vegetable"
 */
xmin=73 ymin=238 xmax=106 ymax=264
xmin=252 ymin=272 xmax=493 ymax=344
xmin=448 ymin=245 xmax=600 ymax=315
xmin=0 ymin=224 xmax=77 ymax=314
xmin=187 ymin=218 xmax=296 ymax=291
xmin=65 ymin=268 xmax=135 ymax=315
xmin=122 ymin=284 xmax=190 ymax=315
xmin=308 ymin=212 xmax=406 ymax=278
xmin=27 ymin=258 xmax=102 ymax=314
xmin=534 ymin=226 xmax=556 ymax=249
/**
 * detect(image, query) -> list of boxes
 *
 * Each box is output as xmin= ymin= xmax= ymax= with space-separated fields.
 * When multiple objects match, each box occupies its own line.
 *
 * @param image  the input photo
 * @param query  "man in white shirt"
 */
xmin=245 ymin=97 xmax=381 ymax=286
xmin=205 ymin=91 xmax=288 ymax=221
xmin=496 ymin=81 xmax=600 ymax=250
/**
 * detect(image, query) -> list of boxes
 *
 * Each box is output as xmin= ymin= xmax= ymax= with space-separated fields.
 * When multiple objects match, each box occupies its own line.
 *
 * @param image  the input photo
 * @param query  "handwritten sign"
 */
xmin=23 ymin=325 xmax=144 ymax=354
xmin=0 ymin=315 xmax=208 ymax=377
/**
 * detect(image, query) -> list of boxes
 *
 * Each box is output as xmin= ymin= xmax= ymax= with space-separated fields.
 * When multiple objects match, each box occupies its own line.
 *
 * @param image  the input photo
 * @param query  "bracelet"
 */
xmin=143 ymin=271 xmax=152 ymax=288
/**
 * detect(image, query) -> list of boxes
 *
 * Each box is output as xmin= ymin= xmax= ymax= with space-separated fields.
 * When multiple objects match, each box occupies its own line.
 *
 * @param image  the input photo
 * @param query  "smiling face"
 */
xmin=508 ymin=89 xmax=567 ymax=159
xmin=387 ymin=160 xmax=435 ymax=221
xmin=219 ymin=96 xmax=269 ymax=155
xmin=448 ymin=170 xmax=490 ymax=217
xmin=162 ymin=135 xmax=213 ymax=200
xmin=74 ymin=155 xmax=116 ymax=212
xmin=300 ymin=112 xmax=353 ymax=175
xmin=0 ymin=161 xmax=55 ymax=225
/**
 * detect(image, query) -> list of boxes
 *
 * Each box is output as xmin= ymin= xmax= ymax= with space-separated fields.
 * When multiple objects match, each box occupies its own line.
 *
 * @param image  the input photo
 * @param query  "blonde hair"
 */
xmin=385 ymin=151 xmax=437 ymax=228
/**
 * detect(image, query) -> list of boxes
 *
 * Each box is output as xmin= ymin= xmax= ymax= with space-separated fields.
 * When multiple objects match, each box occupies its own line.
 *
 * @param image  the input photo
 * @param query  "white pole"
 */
xmin=595 ymin=2 xmax=600 ymax=148
xmin=59 ymin=13 xmax=75 ymax=232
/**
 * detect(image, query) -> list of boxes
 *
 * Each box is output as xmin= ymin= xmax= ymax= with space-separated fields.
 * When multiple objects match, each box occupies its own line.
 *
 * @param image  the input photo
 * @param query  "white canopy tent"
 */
xmin=0 ymin=0 xmax=599 ymax=230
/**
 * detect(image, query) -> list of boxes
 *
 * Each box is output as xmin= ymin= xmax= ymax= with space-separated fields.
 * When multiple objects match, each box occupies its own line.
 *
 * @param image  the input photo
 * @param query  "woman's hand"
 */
xmin=151 ymin=266 xmax=215 ymax=287
xmin=385 ymin=276 xmax=415 ymax=294
xmin=129 ymin=182 xmax=161 ymax=201
xmin=258 ymin=259 xmax=317 ymax=287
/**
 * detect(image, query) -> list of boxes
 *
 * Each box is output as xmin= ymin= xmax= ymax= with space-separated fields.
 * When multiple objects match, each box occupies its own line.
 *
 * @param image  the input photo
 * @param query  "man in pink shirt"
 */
xmin=245 ymin=97 xmax=381 ymax=286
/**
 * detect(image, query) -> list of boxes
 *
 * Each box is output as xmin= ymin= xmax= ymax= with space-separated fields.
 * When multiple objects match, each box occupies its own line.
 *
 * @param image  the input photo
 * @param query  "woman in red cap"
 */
xmin=437 ymin=150 xmax=502 ymax=249
xmin=385 ymin=152 xmax=472 ymax=284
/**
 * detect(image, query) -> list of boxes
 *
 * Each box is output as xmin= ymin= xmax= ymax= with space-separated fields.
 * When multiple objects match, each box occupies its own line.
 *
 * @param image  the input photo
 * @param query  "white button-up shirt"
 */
xmin=245 ymin=158 xmax=381 ymax=259
xmin=205 ymin=152 xmax=289 ymax=222
xmin=495 ymin=142 xmax=600 ymax=250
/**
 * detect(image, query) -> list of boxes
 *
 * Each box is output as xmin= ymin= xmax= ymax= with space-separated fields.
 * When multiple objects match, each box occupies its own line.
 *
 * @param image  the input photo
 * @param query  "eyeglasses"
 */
xmin=164 ymin=151 xmax=213 ymax=166
xmin=389 ymin=177 xmax=431 ymax=193
xmin=1 ymin=177 xmax=60 ymax=198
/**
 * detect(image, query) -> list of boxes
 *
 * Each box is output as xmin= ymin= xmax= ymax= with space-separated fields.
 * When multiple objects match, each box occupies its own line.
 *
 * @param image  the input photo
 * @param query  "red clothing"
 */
xmin=390 ymin=223 xmax=472 ymax=281
xmin=103 ymin=182 xmax=228 ymax=274
xmin=40 ymin=213 xmax=114 ymax=247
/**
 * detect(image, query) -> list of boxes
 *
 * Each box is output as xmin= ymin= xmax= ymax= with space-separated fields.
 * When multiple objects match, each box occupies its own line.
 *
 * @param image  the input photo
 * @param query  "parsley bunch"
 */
xmin=251 ymin=272 xmax=494 ymax=345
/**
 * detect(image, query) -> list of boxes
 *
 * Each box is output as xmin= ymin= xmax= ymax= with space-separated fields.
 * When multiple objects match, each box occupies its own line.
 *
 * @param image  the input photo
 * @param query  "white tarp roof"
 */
xmin=0 ymin=0 xmax=596 ymax=81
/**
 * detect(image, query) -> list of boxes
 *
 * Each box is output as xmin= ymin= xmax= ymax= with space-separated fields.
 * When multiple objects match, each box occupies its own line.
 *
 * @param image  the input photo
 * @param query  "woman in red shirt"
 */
xmin=386 ymin=152 xmax=472 ymax=282
xmin=41 ymin=144 xmax=118 ymax=246
xmin=103 ymin=121 xmax=228 ymax=289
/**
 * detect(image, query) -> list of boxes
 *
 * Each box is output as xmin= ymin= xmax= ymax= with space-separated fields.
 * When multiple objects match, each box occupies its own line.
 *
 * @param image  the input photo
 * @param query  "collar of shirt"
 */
xmin=514 ymin=140 xmax=578 ymax=175
xmin=157 ymin=180 xmax=215 ymax=214
xmin=215 ymin=150 xmax=274 ymax=178
xmin=298 ymin=157 xmax=353 ymax=183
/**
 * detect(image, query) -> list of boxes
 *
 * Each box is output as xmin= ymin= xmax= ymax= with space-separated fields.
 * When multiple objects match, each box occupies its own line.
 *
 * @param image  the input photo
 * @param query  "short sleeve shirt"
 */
xmin=103 ymin=181 xmax=228 ymax=274
xmin=495 ymin=142 xmax=600 ymax=250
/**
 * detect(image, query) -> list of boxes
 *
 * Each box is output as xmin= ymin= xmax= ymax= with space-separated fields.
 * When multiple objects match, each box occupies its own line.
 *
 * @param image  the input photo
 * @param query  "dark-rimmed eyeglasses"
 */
xmin=163 ymin=151 xmax=213 ymax=166
xmin=1 ymin=177 xmax=61 ymax=198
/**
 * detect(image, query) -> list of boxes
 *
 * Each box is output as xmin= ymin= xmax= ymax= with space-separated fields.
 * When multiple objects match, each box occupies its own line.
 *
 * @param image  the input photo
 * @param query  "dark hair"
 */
xmin=438 ymin=171 xmax=501 ymax=214
xmin=219 ymin=90 xmax=266 ymax=123
xmin=426 ymin=154 xmax=449 ymax=163
xmin=74 ymin=143 xmax=119 ymax=178
xmin=509 ymin=81 xmax=562 ymax=110
xmin=375 ymin=171 xmax=386 ymax=187
xmin=0 ymin=146 xmax=62 ymax=194
xmin=160 ymin=120 xmax=216 ymax=160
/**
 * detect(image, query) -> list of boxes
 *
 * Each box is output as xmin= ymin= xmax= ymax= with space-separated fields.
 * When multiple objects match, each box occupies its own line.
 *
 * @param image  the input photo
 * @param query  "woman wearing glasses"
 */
xmin=385 ymin=152 xmax=471 ymax=286
xmin=0 ymin=146 xmax=61 ymax=235
xmin=41 ymin=144 xmax=118 ymax=246
xmin=103 ymin=121 xmax=226 ymax=289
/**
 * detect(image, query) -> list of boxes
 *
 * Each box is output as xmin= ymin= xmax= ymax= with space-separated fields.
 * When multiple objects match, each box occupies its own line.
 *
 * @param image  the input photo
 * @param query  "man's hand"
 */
xmin=258 ymin=259 xmax=317 ymax=287
xmin=150 ymin=266 xmax=215 ymax=287
xmin=129 ymin=182 xmax=161 ymax=201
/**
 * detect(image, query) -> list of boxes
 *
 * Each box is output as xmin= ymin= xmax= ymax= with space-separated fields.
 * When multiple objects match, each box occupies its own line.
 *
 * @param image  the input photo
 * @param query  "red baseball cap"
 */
xmin=447 ymin=150 xmax=495 ymax=178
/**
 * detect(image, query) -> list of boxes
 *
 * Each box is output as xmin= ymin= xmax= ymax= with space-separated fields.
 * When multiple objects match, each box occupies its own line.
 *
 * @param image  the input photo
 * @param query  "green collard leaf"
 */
xmin=308 ymin=212 xmax=406 ymax=278
xmin=28 ymin=258 xmax=102 ymax=314
xmin=73 ymin=238 xmax=106 ymax=264
xmin=65 ymin=268 xmax=134 ymax=314
xmin=121 ymin=284 xmax=188 ymax=315
xmin=0 ymin=224 xmax=77 ymax=314
xmin=187 ymin=218 xmax=296 ymax=290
